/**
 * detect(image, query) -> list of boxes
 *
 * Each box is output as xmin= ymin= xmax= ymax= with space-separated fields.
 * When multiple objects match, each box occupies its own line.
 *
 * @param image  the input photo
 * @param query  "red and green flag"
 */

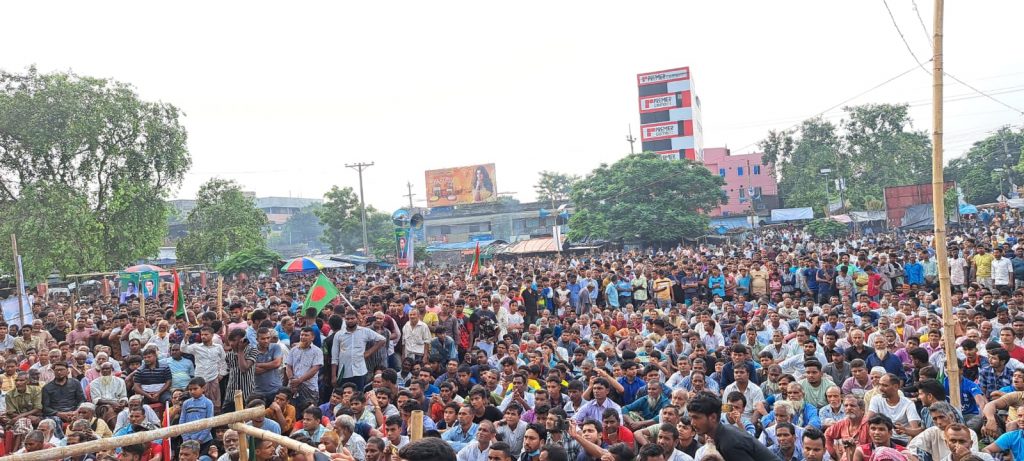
xmin=469 ymin=242 xmax=481 ymax=277
xmin=172 ymin=271 xmax=187 ymax=318
xmin=304 ymin=273 xmax=339 ymax=315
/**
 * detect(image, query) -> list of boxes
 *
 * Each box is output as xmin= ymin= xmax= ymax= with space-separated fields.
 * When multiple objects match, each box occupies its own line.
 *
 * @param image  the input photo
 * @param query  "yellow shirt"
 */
xmin=0 ymin=373 xmax=16 ymax=393
xmin=973 ymin=253 xmax=995 ymax=278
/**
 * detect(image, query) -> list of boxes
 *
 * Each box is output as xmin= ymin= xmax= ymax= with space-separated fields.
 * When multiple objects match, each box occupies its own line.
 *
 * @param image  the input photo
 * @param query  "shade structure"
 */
xmin=281 ymin=257 xmax=324 ymax=273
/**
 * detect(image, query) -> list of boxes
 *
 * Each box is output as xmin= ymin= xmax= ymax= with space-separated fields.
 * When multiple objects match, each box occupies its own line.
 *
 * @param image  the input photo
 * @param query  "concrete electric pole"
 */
xmin=345 ymin=162 xmax=374 ymax=256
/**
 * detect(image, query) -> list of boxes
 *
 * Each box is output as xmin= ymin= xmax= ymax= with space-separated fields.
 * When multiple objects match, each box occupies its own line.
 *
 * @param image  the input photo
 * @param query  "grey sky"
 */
xmin=3 ymin=1 xmax=1022 ymax=211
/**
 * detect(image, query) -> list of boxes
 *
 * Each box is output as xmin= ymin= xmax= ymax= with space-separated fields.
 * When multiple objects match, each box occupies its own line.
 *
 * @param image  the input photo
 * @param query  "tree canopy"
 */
xmin=215 ymin=247 xmax=281 ymax=277
xmin=534 ymin=171 xmax=579 ymax=207
xmin=946 ymin=126 xmax=1024 ymax=204
xmin=568 ymin=152 xmax=725 ymax=242
xmin=760 ymin=103 xmax=930 ymax=216
xmin=176 ymin=178 xmax=268 ymax=264
xmin=316 ymin=186 xmax=362 ymax=253
xmin=0 ymin=67 xmax=190 ymax=281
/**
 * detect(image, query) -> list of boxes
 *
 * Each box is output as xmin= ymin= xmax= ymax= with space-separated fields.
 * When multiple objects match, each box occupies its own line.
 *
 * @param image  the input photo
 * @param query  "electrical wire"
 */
xmin=880 ymin=0 xmax=1024 ymax=116
xmin=882 ymin=0 xmax=930 ymax=74
xmin=910 ymin=0 xmax=933 ymax=46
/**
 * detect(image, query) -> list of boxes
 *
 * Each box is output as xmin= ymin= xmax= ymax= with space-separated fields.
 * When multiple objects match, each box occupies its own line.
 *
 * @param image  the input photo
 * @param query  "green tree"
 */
xmin=568 ymin=152 xmax=725 ymax=242
xmin=947 ymin=126 xmax=1024 ymax=204
xmin=216 ymin=247 xmax=281 ymax=276
xmin=279 ymin=204 xmax=324 ymax=250
xmin=176 ymin=179 xmax=268 ymax=264
xmin=534 ymin=171 xmax=579 ymax=208
xmin=0 ymin=67 xmax=190 ymax=281
xmin=805 ymin=218 xmax=848 ymax=239
xmin=761 ymin=104 xmax=931 ymax=215
xmin=315 ymin=186 xmax=361 ymax=253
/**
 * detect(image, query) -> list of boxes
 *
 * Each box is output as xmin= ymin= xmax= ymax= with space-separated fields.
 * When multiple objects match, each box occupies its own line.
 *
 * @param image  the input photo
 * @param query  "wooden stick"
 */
xmin=0 ymin=406 xmax=264 ymax=461
xmin=930 ymin=0 xmax=959 ymax=408
xmin=409 ymin=410 xmax=424 ymax=441
xmin=217 ymin=276 xmax=224 ymax=315
xmin=235 ymin=390 xmax=250 ymax=461
xmin=230 ymin=423 xmax=315 ymax=455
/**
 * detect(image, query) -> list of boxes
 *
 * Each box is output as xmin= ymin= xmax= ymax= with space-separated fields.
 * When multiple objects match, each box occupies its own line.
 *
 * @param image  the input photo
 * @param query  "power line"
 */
xmin=944 ymin=73 xmax=1024 ymax=116
xmin=910 ymin=0 xmax=933 ymax=46
xmin=881 ymin=0 xmax=930 ymax=73
xmin=880 ymin=0 xmax=1024 ymax=117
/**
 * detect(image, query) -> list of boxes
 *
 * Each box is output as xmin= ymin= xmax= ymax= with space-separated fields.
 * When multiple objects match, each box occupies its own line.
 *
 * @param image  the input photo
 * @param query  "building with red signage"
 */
xmin=702 ymin=147 xmax=779 ymax=217
xmin=637 ymin=67 xmax=703 ymax=160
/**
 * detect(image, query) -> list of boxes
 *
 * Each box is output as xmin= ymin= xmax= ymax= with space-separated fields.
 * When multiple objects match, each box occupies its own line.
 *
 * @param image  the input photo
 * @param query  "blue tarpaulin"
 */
xmin=960 ymin=203 xmax=978 ymax=215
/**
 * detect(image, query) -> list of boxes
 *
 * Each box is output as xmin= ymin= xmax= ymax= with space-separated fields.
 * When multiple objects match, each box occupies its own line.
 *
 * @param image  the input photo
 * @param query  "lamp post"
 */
xmin=820 ymin=168 xmax=832 ymax=217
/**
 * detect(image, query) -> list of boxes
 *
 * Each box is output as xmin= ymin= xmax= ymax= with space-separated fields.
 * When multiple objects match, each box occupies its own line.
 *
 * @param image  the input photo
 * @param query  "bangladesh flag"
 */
xmin=172 ymin=271 xmax=187 ymax=321
xmin=304 ymin=273 xmax=339 ymax=315
xmin=468 ymin=241 xmax=481 ymax=278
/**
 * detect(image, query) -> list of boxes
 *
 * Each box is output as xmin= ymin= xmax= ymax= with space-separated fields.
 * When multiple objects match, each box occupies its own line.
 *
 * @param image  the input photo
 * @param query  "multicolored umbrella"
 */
xmin=124 ymin=264 xmax=170 ymax=275
xmin=281 ymin=257 xmax=324 ymax=273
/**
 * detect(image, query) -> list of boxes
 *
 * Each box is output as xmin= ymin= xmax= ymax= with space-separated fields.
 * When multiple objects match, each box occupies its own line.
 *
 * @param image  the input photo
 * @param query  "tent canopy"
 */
xmin=771 ymin=207 xmax=814 ymax=222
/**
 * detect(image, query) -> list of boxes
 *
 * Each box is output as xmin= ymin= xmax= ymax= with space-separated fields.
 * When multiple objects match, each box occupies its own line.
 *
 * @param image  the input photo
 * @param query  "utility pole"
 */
xmin=626 ymin=125 xmax=637 ymax=155
xmin=929 ymin=0 xmax=960 ymax=407
xmin=10 ymin=234 xmax=25 ymax=326
xmin=345 ymin=162 xmax=374 ymax=256
xmin=404 ymin=182 xmax=415 ymax=210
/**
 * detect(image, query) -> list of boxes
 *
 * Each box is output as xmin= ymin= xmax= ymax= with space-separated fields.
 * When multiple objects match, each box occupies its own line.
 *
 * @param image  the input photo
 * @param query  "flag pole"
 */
xmin=929 ymin=0 xmax=959 ymax=407
xmin=10 ymin=234 xmax=26 ymax=327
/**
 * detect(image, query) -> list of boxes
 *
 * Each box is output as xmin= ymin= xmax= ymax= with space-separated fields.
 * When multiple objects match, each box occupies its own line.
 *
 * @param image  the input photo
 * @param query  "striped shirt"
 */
xmin=286 ymin=343 xmax=324 ymax=393
xmin=225 ymin=345 xmax=259 ymax=404
xmin=134 ymin=363 xmax=171 ymax=394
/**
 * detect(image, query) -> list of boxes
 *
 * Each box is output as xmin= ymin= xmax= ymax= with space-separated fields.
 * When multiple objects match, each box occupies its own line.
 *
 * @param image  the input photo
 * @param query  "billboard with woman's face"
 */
xmin=425 ymin=163 xmax=497 ymax=207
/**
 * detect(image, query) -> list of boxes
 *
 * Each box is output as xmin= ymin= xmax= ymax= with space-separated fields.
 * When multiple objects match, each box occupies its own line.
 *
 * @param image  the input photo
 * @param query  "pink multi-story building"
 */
xmin=702 ymin=147 xmax=779 ymax=217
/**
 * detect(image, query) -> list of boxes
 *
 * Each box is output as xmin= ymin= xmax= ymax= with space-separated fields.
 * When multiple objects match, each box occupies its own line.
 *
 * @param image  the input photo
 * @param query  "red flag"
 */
xmin=470 ymin=242 xmax=481 ymax=277
xmin=162 ymin=401 xmax=172 ymax=461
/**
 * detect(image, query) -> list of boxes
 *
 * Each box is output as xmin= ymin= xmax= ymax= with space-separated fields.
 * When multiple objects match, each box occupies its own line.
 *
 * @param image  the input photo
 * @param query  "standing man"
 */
xmin=992 ymin=248 xmax=1015 ymax=293
xmin=287 ymin=326 xmax=324 ymax=408
xmin=402 ymin=309 xmax=432 ymax=365
xmin=181 ymin=326 xmax=226 ymax=410
xmin=686 ymin=392 xmax=782 ymax=461
xmin=332 ymin=309 xmax=386 ymax=391
xmin=224 ymin=328 xmax=258 ymax=412
xmin=254 ymin=327 xmax=284 ymax=402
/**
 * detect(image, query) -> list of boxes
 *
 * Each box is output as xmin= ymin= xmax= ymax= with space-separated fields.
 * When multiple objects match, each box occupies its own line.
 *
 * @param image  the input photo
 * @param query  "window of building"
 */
xmin=739 ymin=188 xmax=746 ymax=198
xmin=719 ymin=168 xmax=726 ymax=177
xmin=754 ymin=186 xmax=763 ymax=197
xmin=468 ymin=224 xmax=480 ymax=233
xmin=753 ymin=165 xmax=761 ymax=175
xmin=737 ymin=167 xmax=744 ymax=176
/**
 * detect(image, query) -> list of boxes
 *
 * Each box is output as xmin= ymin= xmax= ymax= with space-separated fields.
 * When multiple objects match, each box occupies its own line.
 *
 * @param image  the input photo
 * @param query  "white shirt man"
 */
xmin=401 ymin=310 xmax=432 ymax=360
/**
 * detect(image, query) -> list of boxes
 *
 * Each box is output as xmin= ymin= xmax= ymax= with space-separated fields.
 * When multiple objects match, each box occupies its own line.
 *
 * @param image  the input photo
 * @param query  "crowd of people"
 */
xmin=4 ymin=214 xmax=1024 ymax=461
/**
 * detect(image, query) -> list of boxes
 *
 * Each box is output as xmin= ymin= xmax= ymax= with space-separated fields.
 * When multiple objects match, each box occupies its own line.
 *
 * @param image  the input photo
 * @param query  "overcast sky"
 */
xmin=3 ymin=1 xmax=1023 ymax=210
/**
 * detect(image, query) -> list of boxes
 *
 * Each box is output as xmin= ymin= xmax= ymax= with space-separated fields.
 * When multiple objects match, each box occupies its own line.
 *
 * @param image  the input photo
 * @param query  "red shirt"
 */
xmin=602 ymin=426 xmax=635 ymax=447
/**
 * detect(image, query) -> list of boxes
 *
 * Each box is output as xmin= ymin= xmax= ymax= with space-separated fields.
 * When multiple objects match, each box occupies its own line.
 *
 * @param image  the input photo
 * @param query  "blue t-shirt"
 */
xmin=946 ymin=377 xmax=983 ymax=415
xmin=996 ymin=430 xmax=1024 ymax=460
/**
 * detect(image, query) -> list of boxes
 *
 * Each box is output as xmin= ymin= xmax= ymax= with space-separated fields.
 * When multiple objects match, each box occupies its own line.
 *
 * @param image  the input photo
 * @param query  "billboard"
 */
xmin=425 ymin=163 xmax=498 ymax=207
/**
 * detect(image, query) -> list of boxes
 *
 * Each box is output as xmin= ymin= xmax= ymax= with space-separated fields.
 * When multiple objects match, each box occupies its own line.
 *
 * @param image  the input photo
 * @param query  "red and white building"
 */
xmin=637 ymin=67 xmax=703 ymax=161
xmin=702 ymin=147 xmax=779 ymax=217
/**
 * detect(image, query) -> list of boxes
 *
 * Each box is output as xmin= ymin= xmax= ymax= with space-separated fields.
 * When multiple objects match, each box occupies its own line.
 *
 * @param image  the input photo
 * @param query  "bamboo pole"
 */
xmin=10 ymin=234 xmax=25 ymax=327
xmin=140 ymin=287 xmax=146 ymax=318
xmin=409 ymin=410 xmax=424 ymax=441
xmin=230 ymin=423 xmax=314 ymax=455
xmin=235 ymin=391 xmax=250 ymax=461
xmin=929 ymin=0 xmax=959 ymax=407
xmin=0 ymin=406 xmax=264 ymax=461
xmin=217 ymin=276 xmax=224 ymax=315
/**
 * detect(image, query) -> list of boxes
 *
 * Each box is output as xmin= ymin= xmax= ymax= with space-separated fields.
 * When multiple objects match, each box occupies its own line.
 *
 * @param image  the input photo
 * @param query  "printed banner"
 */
xmin=395 ymin=227 xmax=413 ymax=268
xmin=425 ymin=164 xmax=498 ymax=207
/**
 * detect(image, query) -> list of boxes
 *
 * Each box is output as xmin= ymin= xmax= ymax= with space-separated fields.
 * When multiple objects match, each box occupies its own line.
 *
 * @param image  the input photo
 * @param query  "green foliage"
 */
xmin=534 ymin=171 xmax=579 ymax=207
xmin=0 ymin=67 xmax=190 ymax=282
xmin=760 ymin=104 xmax=931 ymax=216
xmin=277 ymin=204 xmax=324 ymax=250
xmin=414 ymin=245 xmax=429 ymax=265
xmin=568 ymin=152 xmax=725 ymax=242
xmin=805 ymin=218 xmax=848 ymax=239
xmin=315 ymin=185 xmax=394 ymax=256
xmin=215 ymin=247 xmax=281 ymax=276
xmin=315 ymin=186 xmax=361 ymax=253
xmin=176 ymin=179 xmax=269 ymax=264
xmin=943 ymin=187 xmax=959 ymax=221
xmin=947 ymin=126 xmax=1024 ymax=204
